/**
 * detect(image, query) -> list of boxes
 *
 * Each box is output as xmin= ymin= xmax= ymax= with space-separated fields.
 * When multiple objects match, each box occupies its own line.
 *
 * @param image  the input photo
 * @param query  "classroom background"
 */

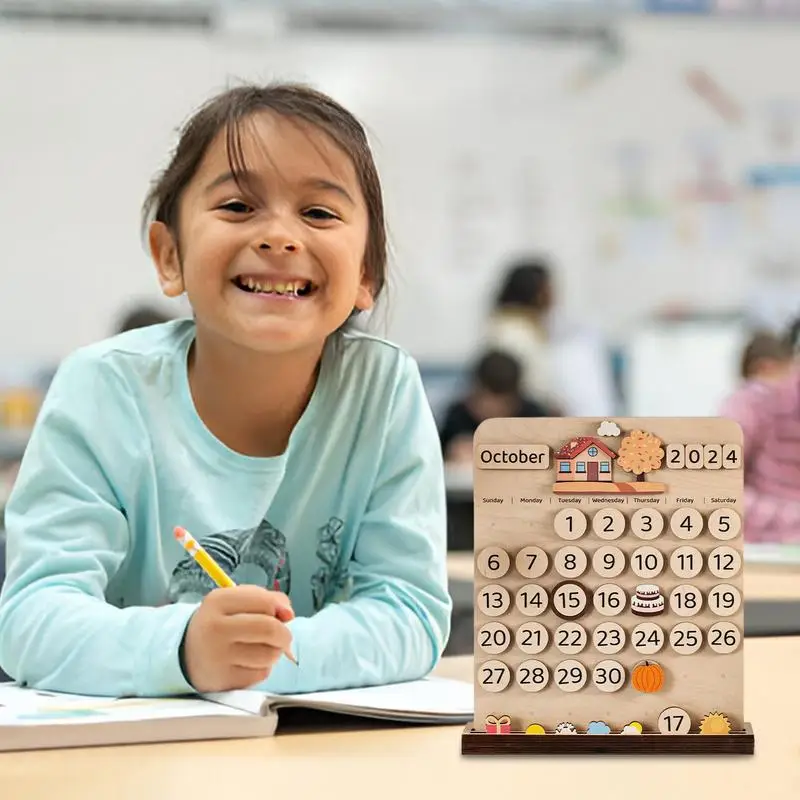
xmin=2 ymin=0 xmax=800 ymax=664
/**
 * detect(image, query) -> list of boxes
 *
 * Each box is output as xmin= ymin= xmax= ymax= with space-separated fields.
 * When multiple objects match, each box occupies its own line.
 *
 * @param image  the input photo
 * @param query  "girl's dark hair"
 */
xmin=141 ymin=82 xmax=387 ymax=306
xmin=494 ymin=257 xmax=552 ymax=312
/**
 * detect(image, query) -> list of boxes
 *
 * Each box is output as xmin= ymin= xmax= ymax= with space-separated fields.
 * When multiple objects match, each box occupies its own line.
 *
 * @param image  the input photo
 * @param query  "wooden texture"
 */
xmin=461 ymin=722 xmax=755 ymax=755
xmin=472 ymin=417 xmax=746 ymax=740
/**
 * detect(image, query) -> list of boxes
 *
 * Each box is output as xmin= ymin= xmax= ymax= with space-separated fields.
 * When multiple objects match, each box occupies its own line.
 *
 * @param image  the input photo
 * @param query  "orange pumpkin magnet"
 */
xmin=631 ymin=660 xmax=665 ymax=693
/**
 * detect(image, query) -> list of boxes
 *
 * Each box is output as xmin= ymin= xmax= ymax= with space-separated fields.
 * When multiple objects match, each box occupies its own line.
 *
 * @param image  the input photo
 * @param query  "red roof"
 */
xmin=554 ymin=436 xmax=617 ymax=460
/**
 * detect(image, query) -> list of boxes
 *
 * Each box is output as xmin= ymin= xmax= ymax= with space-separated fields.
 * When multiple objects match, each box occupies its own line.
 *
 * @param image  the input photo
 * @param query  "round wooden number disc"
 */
xmin=477 ymin=622 xmax=512 ymax=655
xmin=476 ymin=546 xmax=510 ymax=579
xmin=592 ymin=508 xmax=626 ymax=540
xmin=553 ymin=659 xmax=587 ymax=693
xmin=477 ymin=584 xmax=511 ymax=617
xmin=708 ymin=584 xmax=742 ymax=617
xmin=631 ymin=622 xmax=665 ymax=655
xmin=631 ymin=546 xmax=664 ymax=579
xmin=630 ymin=508 xmax=664 ymax=540
xmin=592 ymin=545 xmax=625 ymax=578
xmin=515 ymin=545 xmax=549 ymax=579
xmin=707 ymin=621 xmax=741 ymax=654
xmin=554 ymin=622 xmax=588 ymax=655
xmin=670 ymin=546 xmax=703 ymax=579
xmin=670 ymin=508 xmax=703 ymax=540
xmin=593 ymin=621 xmax=626 ymax=654
xmin=593 ymin=583 xmax=627 ymax=616
xmin=515 ymin=584 xmax=549 ymax=617
xmin=477 ymin=660 xmax=511 ymax=693
xmin=551 ymin=581 xmax=589 ymax=619
xmin=669 ymin=622 xmax=703 ymax=655
xmin=515 ymin=621 xmax=549 ymax=655
xmin=592 ymin=659 xmax=626 ymax=693
xmin=658 ymin=706 xmax=692 ymax=734
xmin=554 ymin=508 xmax=587 ymax=540
xmin=515 ymin=659 xmax=550 ymax=693
xmin=708 ymin=545 xmax=741 ymax=579
xmin=708 ymin=508 xmax=741 ymax=541
xmin=669 ymin=584 xmax=703 ymax=617
xmin=554 ymin=546 xmax=588 ymax=578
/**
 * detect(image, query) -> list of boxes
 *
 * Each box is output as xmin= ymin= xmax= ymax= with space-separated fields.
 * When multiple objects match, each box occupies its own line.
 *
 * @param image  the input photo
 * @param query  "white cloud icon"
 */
xmin=622 ymin=724 xmax=641 ymax=735
xmin=597 ymin=420 xmax=621 ymax=437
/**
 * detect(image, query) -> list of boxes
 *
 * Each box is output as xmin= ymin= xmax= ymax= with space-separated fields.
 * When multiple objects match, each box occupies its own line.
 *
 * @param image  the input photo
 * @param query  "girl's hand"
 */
xmin=182 ymin=585 xmax=294 ymax=693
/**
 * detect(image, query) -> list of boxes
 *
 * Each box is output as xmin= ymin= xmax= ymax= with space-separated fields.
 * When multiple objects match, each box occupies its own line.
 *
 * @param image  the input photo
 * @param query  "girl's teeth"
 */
xmin=238 ymin=277 xmax=310 ymax=295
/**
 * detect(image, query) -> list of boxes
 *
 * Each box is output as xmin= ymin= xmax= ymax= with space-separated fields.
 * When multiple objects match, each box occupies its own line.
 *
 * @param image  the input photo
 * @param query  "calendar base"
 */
xmin=460 ymin=723 xmax=754 ymax=755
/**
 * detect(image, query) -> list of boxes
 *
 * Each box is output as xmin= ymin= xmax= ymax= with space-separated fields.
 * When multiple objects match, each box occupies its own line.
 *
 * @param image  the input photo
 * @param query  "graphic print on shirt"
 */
xmin=311 ymin=516 xmax=351 ymax=611
xmin=166 ymin=516 xmax=350 ymax=610
xmin=167 ymin=518 xmax=290 ymax=602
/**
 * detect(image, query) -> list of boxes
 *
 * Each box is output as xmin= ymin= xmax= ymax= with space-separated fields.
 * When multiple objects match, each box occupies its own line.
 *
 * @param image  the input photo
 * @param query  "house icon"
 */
xmin=555 ymin=436 xmax=617 ymax=483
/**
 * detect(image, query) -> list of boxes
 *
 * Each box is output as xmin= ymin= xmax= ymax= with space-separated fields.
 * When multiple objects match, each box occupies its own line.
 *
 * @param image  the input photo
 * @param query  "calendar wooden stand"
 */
xmin=461 ymin=723 xmax=755 ymax=754
xmin=462 ymin=417 xmax=755 ymax=756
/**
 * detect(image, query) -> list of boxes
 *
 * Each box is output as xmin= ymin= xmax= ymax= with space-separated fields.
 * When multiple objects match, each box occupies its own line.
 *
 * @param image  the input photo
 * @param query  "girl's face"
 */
xmin=150 ymin=111 xmax=372 ymax=356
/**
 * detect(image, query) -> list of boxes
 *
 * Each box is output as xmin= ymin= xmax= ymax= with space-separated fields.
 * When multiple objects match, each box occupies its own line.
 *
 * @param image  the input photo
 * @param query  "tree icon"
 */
xmin=617 ymin=430 xmax=664 ymax=482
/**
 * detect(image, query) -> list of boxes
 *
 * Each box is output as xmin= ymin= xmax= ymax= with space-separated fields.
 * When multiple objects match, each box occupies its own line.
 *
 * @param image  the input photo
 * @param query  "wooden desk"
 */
xmin=2 ymin=641 xmax=799 ymax=800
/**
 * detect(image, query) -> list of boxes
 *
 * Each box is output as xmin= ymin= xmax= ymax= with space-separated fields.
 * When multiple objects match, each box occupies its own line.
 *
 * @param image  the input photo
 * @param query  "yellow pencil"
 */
xmin=174 ymin=526 xmax=236 ymax=588
xmin=173 ymin=526 xmax=298 ymax=666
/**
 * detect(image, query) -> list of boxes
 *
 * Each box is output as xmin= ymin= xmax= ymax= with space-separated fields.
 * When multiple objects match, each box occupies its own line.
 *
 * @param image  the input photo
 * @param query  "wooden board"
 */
xmin=468 ymin=417 xmax=753 ymax=753
xmin=461 ymin=723 xmax=754 ymax=755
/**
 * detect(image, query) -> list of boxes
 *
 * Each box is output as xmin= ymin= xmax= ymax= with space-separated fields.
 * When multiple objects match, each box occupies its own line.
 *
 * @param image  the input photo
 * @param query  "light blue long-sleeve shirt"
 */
xmin=0 ymin=319 xmax=451 ymax=697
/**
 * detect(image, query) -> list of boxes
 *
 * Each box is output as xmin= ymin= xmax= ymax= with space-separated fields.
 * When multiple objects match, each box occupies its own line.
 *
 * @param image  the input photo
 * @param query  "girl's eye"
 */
xmin=219 ymin=200 xmax=252 ymax=214
xmin=303 ymin=207 xmax=338 ymax=221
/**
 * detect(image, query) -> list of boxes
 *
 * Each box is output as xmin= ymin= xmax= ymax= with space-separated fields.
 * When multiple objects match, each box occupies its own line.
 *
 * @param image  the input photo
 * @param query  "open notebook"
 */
xmin=0 ymin=675 xmax=473 ymax=752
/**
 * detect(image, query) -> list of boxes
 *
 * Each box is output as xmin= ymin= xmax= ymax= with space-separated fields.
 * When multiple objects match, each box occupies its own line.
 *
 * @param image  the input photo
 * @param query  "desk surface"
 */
xmin=448 ymin=552 xmax=800 ymax=600
xmin=3 ymin=639 xmax=800 ymax=800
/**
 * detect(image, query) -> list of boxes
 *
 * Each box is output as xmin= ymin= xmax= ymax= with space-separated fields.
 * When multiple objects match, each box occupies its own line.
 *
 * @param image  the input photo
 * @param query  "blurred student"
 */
xmin=719 ymin=328 xmax=800 ymax=543
xmin=485 ymin=257 xmax=616 ymax=417
xmin=114 ymin=303 xmax=173 ymax=334
xmin=738 ymin=330 xmax=794 ymax=384
xmin=439 ymin=350 xmax=548 ymax=464
xmin=485 ymin=258 xmax=557 ymax=411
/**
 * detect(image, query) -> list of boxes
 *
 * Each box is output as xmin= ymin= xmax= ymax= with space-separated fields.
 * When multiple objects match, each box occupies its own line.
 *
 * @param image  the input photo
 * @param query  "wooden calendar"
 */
xmin=461 ymin=417 xmax=755 ymax=755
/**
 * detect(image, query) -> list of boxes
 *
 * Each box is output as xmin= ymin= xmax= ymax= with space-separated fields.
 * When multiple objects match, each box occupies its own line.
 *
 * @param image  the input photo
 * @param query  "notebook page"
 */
xmin=203 ymin=690 xmax=270 ymax=716
xmin=0 ymin=684 xmax=251 ymax=726
xmin=278 ymin=676 xmax=473 ymax=716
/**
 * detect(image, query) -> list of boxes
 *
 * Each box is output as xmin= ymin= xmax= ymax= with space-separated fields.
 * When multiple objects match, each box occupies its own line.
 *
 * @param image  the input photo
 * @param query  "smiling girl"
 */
xmin=0 ymin=83 xmax=451 ymax=697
